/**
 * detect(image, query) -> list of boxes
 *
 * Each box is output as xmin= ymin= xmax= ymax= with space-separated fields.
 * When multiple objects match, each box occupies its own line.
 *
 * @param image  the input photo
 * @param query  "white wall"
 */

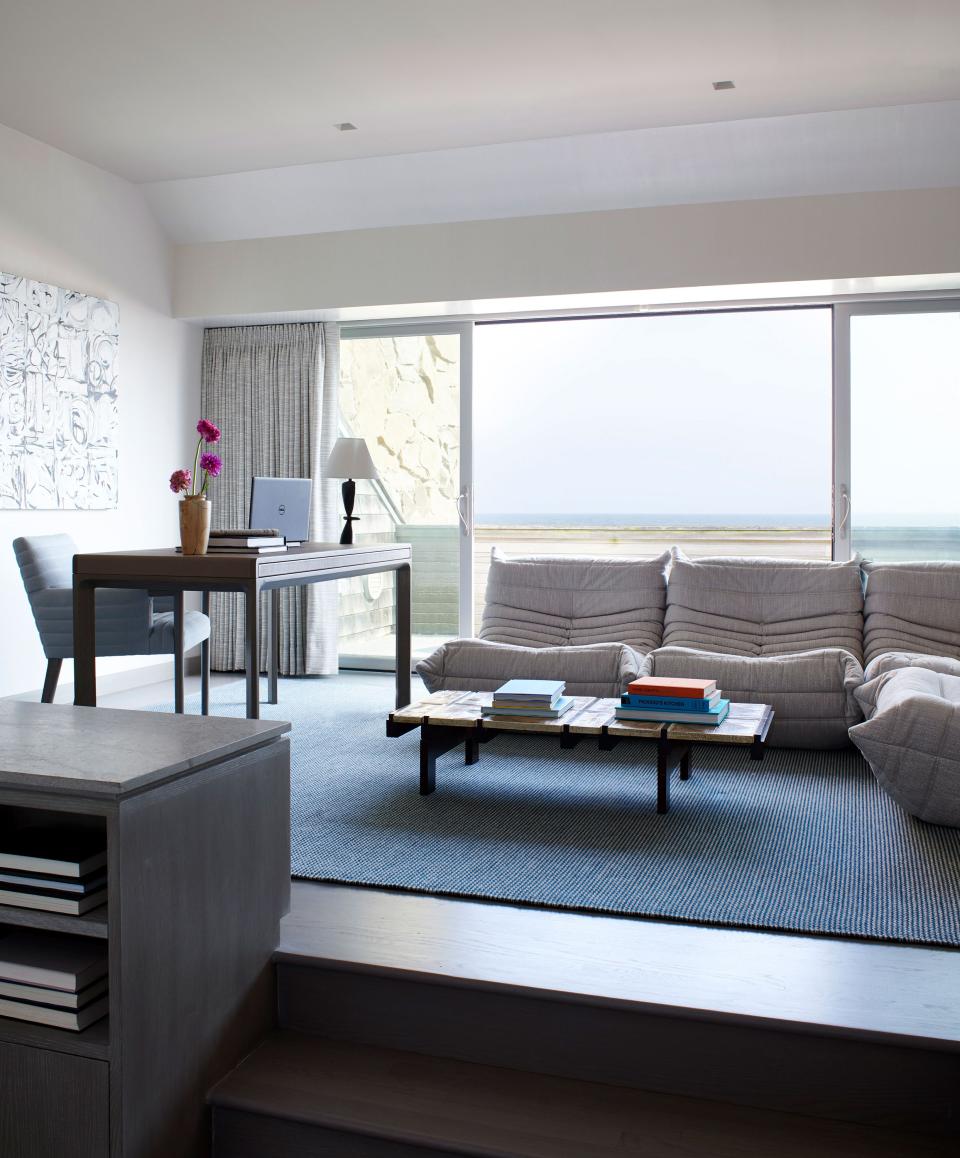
xmin=0 ymin=123 xmax=201 ymax=699
xmin=173 ymin=187 xmax=960 ymax=320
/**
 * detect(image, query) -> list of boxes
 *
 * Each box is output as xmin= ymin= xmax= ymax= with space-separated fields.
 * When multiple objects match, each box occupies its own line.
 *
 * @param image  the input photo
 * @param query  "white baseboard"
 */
xmin=5 ymin=658 xmax=176 ymax=705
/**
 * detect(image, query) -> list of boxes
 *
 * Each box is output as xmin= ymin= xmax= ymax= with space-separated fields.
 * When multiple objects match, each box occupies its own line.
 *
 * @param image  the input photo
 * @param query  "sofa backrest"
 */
xmin=863 ymin=560 xmax=960 ymax=666
xmin=663 ymin=549 xmax=864 ymax=661
xmin=479 ymin=549 xmax=668 ymax=652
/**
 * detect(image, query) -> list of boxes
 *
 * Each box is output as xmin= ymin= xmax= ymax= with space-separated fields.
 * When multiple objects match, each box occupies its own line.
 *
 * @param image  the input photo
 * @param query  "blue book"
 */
xmin=621 ymin=693 xmax=720 ymax=713
xmin=494 ymin=678 xmax=565 ymax=701
xmin=615 ymin=700 xmax=730 ymax=726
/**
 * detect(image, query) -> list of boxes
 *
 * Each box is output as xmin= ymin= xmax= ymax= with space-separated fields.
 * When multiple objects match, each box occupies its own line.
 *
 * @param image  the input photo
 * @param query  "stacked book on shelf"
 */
xmin=207 ymin=528 xmax=287 ymax=553
xmin=616 ymin=676 xmax=730 ymax=725
xmin=482 ymin=679 xmax=574 ymax=720
xmin=0 ymin=930 xmax=108 ymax=1031
xmin=0 ymin=825 xmax=107 ymax=915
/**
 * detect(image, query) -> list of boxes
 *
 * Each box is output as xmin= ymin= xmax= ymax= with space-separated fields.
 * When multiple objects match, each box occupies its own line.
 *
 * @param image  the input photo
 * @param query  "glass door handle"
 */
xmin=838 ymin=487 xmax=851 ymax=532
xmin=456 ymin=488 xmax=471 ymax=535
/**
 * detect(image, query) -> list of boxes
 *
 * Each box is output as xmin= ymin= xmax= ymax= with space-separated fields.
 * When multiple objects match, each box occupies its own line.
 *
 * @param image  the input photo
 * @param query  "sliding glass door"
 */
xmin=834 ymin=302 xmax=960 ymax=561
xmin=473 ymin=309 xmax=833 ymax=627
xmin=338 ymin=323 xmax=473 ymax=667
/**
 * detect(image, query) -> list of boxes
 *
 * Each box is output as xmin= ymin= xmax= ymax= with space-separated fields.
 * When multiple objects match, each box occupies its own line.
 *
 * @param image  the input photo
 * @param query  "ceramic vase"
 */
xmin=179 ymin=496 xmax=211 ymax=555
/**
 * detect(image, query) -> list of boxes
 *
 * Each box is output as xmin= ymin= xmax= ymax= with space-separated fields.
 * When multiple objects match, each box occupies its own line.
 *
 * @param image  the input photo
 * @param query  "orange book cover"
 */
xmin=627 ymin=676 xmax=717 ymax=698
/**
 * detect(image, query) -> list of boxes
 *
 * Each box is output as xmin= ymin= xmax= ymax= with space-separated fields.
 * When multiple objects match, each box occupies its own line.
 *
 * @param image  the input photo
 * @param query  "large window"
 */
xmin=337 ymin=326 xmax=469 ymax=664
xmin=847 ymin=308 xmax=960 ymax=560
xmin=473 ymin=309 xmax=833 ymax=627
xmin=334 ymin=299 xmax=960 ymax=666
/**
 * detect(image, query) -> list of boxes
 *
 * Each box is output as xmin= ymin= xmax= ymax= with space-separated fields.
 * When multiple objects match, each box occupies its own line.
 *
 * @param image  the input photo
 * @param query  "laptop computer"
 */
xmin=249 ymin=477 xmax=311 ymax=544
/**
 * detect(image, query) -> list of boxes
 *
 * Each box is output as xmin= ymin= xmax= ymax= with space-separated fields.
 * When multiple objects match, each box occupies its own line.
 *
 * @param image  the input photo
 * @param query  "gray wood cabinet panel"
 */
xmin=0 ymin=1040 xmax=108 ymax=1158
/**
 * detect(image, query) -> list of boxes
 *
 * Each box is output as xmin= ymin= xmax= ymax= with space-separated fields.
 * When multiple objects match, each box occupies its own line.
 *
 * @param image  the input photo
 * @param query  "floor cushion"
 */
xmin=663 ymin=549 xmax=864 ymax=662
xmin=479 ymin=549 xmax=668 ymax=652
xmin=416 ymin=638 xmax=641 ymax=697
xmin=850 ymin=668 xmax=960 ymax=827
xmin=645 ymin=645 xmax=863 ymax=748
xmin=863 ymin=560 xmax=960 ymax=668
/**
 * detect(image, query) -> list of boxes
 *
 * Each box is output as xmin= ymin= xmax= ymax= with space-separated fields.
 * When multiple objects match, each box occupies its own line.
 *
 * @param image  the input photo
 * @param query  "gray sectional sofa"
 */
xmin=417 ymin=549 xmax=960 ymax=825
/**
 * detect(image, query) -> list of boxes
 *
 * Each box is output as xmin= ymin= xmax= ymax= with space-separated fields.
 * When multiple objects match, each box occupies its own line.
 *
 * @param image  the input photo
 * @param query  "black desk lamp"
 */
xmin=326 ymin=437 xmax=379 ymax=544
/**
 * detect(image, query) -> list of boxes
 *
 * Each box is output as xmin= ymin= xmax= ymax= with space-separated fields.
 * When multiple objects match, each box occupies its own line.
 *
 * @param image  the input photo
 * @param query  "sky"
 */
xmin=474 ymin=309 xmax=833 ymax=519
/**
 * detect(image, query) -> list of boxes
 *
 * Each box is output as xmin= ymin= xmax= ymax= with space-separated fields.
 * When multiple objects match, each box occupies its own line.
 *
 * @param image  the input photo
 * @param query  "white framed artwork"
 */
xmin=0 ymin=272 xmax=119 ymax=509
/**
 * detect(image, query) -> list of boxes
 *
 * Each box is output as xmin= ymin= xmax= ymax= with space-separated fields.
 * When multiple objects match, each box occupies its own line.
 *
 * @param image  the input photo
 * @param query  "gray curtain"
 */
xmin=200 ymin=322 xmax=340 ymax=675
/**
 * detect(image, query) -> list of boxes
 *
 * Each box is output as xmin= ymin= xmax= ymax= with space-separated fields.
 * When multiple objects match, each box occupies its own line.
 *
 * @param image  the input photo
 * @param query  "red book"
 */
xmin=627 ymin=676 xmax=717 ymax=699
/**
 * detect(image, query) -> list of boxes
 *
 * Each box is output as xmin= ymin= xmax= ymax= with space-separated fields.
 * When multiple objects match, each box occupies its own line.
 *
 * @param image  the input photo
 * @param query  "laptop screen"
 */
xmin=249 ymin=477 xmax=312 ymax=541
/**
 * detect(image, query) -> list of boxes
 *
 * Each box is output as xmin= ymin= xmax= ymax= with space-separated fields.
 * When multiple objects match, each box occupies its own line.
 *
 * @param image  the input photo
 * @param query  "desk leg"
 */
xmin=244 ymin=581 xmax=261 ymax=720
xmin=173 ymin=591 xmax=185 ymax=714
xmin=396 ymin=562 xmax=412 ymax=709
xmin=73 ymin=580 xmax=97 ymax=707
xmin=200 ymin=591 xmax=210 ymax=717
xmin=267 ymin=589 xmax=280 ymax=706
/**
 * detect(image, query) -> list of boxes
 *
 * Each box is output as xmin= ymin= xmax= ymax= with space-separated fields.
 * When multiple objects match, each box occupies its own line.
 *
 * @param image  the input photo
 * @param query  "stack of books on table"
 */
xmin=0 ymin=930 xmax=108 ymax=1031
xmin=482 ymin=679 xmax=574 ymax=720
xmin=207 ymin=529 xmax=287 ymax=553
xmin=615 ymin=677 xmax=730 ymax=725
xmin=0 ymin=825 xmax=107 ymax=915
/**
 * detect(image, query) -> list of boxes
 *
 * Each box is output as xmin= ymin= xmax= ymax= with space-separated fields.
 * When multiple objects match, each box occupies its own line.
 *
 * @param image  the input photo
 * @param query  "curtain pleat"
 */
xmin=200 ymin=322 xmax=339 ymax=675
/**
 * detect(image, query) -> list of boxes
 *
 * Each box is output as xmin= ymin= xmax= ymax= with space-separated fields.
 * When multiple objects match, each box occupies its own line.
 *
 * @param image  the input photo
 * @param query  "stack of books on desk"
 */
xmin=615 ymin=677 xmax=730 ymax=725
xmin=0 ymin=826 xmax=107 ymax=915
xmin=482 ymin=679 xmax=573 ymax=719
xmin=0 ymin=930 xmax=108 ymax=1031
xmin=207 ymin=529 xmax=287 ymax=553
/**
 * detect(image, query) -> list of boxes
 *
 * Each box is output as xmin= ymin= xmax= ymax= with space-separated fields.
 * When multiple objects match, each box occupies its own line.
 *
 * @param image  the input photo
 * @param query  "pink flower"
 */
xmin=196 ymin=418 xmax=221 ymax=443
xmin=199 ymin=452 xmax=222 ymax=477
xmin=169 ymin=468 xmax=192 ymax=494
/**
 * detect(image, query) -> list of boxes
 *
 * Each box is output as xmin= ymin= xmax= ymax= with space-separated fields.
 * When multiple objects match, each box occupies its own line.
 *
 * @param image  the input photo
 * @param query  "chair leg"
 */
xmin=41 ymin=659 xmax=62 ymax=704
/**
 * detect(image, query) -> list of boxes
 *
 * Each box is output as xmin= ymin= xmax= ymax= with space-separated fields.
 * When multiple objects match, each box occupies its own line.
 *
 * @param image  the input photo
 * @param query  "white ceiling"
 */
xmin=144 ymin=100 xmax=960 ymax=243
xmin=1 ymin=0 xmax=960 ymax=183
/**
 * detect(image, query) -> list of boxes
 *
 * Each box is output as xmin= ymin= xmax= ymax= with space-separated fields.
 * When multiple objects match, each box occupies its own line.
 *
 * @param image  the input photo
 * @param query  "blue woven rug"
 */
xmin=159 ymin=673 xmax=960 ymax=946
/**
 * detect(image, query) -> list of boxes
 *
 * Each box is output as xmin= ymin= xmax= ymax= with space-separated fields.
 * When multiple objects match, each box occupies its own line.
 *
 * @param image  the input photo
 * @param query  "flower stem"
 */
xmin=192 ymin=438 xmax=202 ymax=496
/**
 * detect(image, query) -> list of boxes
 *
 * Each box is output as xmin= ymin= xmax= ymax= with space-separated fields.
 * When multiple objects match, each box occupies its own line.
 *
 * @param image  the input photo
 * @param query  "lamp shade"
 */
xmin=326 ymin=437 xmax=378 ymax=480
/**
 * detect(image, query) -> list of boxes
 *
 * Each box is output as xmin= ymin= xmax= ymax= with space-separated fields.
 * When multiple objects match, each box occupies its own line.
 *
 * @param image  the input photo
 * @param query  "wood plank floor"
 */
xmin=210 ymin=1030 xmax=958 ymax=1158
xmin=279 ymin=881 xmax=960 ymax=1048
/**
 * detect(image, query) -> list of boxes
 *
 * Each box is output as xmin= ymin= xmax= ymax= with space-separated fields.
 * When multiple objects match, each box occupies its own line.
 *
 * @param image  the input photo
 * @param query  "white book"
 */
xmin=0 ymin=885 xmax=107 ymax=915
xmin=0 ymin=931 xmax=108 ymax=991
xmin=0 ymin=975 xmax=108 ymax=1009
xmin=0 ymin=993 xmax=108 ymax=1032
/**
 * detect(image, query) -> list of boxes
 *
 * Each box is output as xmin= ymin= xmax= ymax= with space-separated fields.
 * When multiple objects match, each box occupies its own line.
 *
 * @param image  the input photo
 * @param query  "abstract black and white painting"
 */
xmin=0 ymin=272 xmax=119 ymax=509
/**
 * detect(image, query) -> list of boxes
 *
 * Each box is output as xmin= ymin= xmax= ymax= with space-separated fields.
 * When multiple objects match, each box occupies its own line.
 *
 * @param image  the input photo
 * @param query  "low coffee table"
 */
xmin=387 ymin=692 xmax=774 ymax=814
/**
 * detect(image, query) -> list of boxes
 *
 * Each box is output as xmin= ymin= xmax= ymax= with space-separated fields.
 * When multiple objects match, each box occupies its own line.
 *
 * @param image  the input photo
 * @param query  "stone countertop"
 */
xmin=0 ymin=702 xmax=290 ymax=798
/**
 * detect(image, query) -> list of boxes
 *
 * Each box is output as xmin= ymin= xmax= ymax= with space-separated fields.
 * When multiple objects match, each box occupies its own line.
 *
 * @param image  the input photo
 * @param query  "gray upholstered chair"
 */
xmin=13 ymin=534 xmax=211 ymax=712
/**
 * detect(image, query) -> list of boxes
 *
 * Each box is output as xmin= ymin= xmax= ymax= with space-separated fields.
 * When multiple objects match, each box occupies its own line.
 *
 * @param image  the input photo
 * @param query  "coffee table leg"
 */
xmin=465 ymin=737 xmax=480 ymax=766
xmin=657 ymin=735 xmax=671 ymax=814
xmin=680 ymin=746 xmax=691 ymax=780
xmin=419 ymin=721 xmax=468 ymax=795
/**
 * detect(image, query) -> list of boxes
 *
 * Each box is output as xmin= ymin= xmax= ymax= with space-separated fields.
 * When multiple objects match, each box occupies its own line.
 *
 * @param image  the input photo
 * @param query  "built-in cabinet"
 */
xmin=0 ymin=702 xmax=291 ymax=1158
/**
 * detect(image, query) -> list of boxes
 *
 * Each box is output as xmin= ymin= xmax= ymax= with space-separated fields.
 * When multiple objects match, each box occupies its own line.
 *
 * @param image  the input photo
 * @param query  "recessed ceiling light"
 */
xmin=334 ymin=122 xmax=358 ymax=131
xmin=712 ymin=80 xmax=735 ymax=91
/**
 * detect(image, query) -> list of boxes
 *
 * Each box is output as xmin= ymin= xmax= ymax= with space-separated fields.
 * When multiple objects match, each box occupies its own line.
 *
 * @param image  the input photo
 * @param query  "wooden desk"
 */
xmin=73 ymin=542 xmax=412 ymax=718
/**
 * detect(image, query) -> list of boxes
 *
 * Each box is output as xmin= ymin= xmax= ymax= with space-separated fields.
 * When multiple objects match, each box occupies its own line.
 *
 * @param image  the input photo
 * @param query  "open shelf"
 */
xmin=0 ymin=1010 xmax=109 ymax=1060
xmin=0 ymin=902 xmax=108 ymax=939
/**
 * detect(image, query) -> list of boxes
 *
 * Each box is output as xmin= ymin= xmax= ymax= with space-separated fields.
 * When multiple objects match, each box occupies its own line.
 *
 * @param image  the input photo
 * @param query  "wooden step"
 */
xmin=275 ymin=884 xmax=960 ymax=1137
xmin=209 ymin=1030 xmax=957 ymax=1158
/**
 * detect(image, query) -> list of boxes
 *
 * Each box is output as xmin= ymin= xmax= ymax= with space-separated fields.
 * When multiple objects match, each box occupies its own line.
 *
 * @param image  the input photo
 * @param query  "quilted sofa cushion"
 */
xmin=645 ymin=645 xmax=863 ymax=749
xmin=479 ymin=549 xmax=668 ymax=653
xmin=663 ymin=549 xmax=864 ymax=662
xmin=850 ymin=668 xmax=960 ymax=827
xmin=863 ymin=560 xmax=960 ymax=669
xmin=416 ymin=639 xmax=641 ymax=697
